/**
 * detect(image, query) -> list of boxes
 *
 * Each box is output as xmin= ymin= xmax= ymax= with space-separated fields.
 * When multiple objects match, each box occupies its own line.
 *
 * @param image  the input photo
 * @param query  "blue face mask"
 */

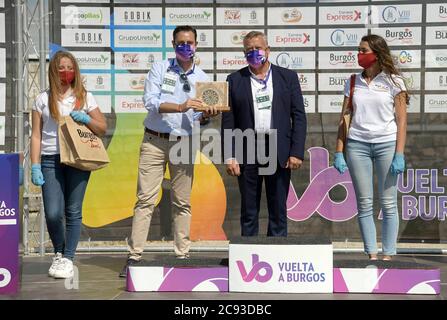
xmin=175 ymin=43 xmax=195 ymax=62
xmin=245 ymin=49 xmax=266 ymax=68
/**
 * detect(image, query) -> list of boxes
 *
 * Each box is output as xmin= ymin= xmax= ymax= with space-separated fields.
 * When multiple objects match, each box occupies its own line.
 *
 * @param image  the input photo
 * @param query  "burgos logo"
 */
xmin=439 ymin=5 xmax=447 ymax=19
xmin=330 ymin=29 xmax=358 ymax=46
xmin=382 ymin=6 xmax=411 ymax=23
xmin=236 ymin=254 xmax=273 ymax=283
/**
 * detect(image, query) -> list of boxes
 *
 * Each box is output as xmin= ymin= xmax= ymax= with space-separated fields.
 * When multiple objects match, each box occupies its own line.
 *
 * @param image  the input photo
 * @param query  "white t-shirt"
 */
xmin=32 ymin=90 xmax=99 ymax=155
xmin=344 ymin=72 xmax=406 ymax=143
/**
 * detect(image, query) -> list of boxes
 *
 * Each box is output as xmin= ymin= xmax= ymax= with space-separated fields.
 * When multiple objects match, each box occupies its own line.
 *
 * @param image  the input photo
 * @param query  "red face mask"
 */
xmin=59 ymin=70 xmax=75 ymax=85
xmin=357 ymin=52 xmax=377 ymax=69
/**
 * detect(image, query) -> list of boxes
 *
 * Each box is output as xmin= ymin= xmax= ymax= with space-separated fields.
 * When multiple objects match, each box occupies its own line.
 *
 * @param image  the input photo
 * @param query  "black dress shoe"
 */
xmin=119 ymin=259 xmax=141 ymax=278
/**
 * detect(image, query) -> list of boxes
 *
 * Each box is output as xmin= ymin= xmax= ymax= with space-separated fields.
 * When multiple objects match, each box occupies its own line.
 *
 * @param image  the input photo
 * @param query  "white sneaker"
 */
xmin=48 ymin=252 xmax=63 ymax=277
xmin=52 ymin=258 xmax=74 ymax=279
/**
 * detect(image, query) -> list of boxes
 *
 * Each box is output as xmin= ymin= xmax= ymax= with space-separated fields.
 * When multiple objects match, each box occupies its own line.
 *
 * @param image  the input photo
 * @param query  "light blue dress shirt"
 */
xmin=143 ymin=58 xmax=209 ymax=136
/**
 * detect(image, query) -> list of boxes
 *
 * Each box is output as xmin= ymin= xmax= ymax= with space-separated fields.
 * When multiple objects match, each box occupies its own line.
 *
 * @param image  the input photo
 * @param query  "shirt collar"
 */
xmin=248 ymin=62 xmax=272 ymax=82
xmin=169 ymin=58 xmax=195 ymax=75
xmin=360 ymin=70 xmax=386 ymax=83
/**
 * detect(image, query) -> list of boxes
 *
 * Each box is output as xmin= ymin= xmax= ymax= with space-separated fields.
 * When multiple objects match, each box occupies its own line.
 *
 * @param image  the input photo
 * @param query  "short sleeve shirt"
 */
xmin=344 ymin=72 xmax=406 ymax=143
xmin=32 ymin=91 xmax=99 ymax=155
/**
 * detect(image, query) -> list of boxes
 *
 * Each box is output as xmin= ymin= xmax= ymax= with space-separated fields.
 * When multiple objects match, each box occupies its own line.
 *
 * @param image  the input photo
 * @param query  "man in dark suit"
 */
xmin=222 ymin=31 xmax=307 ymax=237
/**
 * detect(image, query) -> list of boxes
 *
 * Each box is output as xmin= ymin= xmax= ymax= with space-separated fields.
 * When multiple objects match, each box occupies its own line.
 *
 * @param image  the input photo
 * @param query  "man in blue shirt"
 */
xmin=120 ymin=25 xmax=218 ymax=277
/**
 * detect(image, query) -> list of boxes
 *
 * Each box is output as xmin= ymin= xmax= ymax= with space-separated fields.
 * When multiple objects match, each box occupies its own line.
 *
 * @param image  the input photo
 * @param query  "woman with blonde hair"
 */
xmin=333 ymin=34 xmax=409 ymax=261
xmin=30 ymin=50 xmax=107 ymax=278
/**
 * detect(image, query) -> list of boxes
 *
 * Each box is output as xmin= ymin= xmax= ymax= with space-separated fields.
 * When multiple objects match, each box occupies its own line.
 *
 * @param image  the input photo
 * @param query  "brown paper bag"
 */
xmin=58 ymin=116 xmax=110 ymax=171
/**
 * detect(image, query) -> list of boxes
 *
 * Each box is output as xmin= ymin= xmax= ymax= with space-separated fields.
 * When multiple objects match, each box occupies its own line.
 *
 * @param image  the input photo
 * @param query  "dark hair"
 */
xmin=361 ymin=34 xmax=410 ymax=104
xmin=172 ymin=25 xmax=197 ymax=42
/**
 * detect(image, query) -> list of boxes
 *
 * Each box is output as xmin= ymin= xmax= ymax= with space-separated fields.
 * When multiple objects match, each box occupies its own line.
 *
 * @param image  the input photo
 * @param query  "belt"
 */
xmin=145 ymin=127 xmax=181 ymax=140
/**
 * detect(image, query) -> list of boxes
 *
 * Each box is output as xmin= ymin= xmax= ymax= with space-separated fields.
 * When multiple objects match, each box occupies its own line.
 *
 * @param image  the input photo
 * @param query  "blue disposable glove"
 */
xmin=333 ymin=152 xmax=348 ymax=174
xmin=390 ymin=153 xmax=405 ymax=175
xmin=19 ymin=166 xmax=24 ymax=186
xmin=70 ymin=111 xmax=91 ymax=125
xmin=31 ymin=164 xmax=45 ymax=186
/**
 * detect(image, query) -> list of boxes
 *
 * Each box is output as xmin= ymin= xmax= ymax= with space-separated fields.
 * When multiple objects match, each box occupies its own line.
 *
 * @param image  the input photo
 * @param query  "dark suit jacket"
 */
xmin=221 ymin=64 xmax=307 ymax=168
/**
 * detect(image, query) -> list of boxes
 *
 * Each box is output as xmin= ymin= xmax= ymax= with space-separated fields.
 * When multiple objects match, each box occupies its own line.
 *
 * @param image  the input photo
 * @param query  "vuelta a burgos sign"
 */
xmin=0 ymin=154 xmax=19 ymax=294
xmin=287 ymin=147 xmax=447 ymax=222
xmin=229 ymin=244 xmax=333 ymax=293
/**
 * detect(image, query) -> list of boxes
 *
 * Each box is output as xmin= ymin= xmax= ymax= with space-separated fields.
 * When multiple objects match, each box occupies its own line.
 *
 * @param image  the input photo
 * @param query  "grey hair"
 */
xmin=243 ymin=31 xmax=268 ymax=46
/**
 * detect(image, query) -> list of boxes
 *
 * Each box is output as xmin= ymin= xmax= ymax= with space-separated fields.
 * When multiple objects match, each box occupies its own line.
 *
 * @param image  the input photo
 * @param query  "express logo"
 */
xmin=326 ymin=10 xmax=361 ymax=22
xmin=275 ymin=33 xmax=310 ymax=45
xmin=287 ymin=147 xmax=357 ymax=222
xmin=236 ymin=254 xmax=273 ymax=283
xmin=330 ymin=29 xmax=358 ymax=46
xmin=282 ymin=8 xmax=302 ymax=23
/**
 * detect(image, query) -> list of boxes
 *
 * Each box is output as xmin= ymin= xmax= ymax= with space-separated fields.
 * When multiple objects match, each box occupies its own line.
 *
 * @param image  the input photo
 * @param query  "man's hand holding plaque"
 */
xmin=195 ymin=82 xmax=230 ymax=113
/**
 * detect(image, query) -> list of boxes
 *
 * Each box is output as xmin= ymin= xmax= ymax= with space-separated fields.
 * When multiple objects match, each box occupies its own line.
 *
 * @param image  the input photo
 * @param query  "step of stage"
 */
xmin=126 ymin=257 xmax=228 ymax=292
xmin=229 ymin=236 xmax=333 ymax=293
xmin=333 ymin=259 xmax=441 ymax=295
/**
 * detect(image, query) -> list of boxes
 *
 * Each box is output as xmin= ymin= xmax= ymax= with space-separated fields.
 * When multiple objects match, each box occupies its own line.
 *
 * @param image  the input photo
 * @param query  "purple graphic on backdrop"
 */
xmin=398 ymin=169 xmax=447 ymax=221
xmin=287 ymin=147 xmax=447 ymax=222
xmin=236 ymin=254 xmax=273 ymax=283
xmin=0 ymin=154 xmax=20 ymax=295
xmin=287 ymin=147 xmax=358 ymax=221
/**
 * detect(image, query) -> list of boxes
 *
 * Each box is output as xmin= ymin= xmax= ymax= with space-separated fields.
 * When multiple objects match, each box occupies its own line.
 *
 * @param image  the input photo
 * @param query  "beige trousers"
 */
xmin=128 ymin=131 xmax=194 ymax=260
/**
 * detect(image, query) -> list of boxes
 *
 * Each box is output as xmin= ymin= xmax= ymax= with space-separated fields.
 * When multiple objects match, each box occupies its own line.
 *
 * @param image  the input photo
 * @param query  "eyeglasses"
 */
xmin=179 ymin=73 xmax=191 ymax=92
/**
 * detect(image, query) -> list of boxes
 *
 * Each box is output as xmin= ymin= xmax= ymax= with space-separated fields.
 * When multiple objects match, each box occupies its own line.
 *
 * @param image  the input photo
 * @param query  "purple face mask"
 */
xmin=245 ymin=49 xmax=266 ymax=68
xmin=175 ymin=43 xmax=195 ymax=62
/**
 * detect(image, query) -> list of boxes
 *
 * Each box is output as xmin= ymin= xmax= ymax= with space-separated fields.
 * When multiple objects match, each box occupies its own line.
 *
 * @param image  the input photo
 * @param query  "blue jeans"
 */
xmin=41 ymin=154 xmax=90 ymax=260
xmin=345 ymin=139 xmax=399 ymax=256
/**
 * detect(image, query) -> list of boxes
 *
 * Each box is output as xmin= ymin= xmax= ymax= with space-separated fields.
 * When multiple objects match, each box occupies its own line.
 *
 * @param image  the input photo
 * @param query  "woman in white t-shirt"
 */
xmin=30 ymin=51 xmax=107 ymax=278
xmin=333 ymin=35 xmax=409 ymax=261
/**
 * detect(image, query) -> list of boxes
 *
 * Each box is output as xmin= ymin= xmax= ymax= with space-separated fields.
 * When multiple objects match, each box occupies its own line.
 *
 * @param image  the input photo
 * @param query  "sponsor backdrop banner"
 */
xmin=0 ymin=154 xmax=20 ymax=294
xmin=48 ymin=1 xmax=447 ymax=243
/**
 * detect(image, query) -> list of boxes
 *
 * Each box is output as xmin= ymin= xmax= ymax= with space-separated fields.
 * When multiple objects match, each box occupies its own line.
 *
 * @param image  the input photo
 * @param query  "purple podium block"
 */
xmin=126 ymin=259 xmax=229 ymax=292
xmin=333 ymin=267 xmax=440 ymax=295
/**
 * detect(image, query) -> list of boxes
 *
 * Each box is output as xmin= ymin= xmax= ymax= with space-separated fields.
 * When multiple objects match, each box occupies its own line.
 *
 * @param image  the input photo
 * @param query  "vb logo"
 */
xmin=287 ymin=147 xmax=358 ymax=222
xmin=236 ymin=254 xmax=273 ymax=283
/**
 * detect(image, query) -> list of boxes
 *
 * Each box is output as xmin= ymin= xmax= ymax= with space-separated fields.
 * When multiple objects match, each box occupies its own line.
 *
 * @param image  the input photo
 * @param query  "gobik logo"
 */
xmin=236 ymin=254 xmax=273 ymax=283
xmin=287 ymin=147 xmax=358 ymax=221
